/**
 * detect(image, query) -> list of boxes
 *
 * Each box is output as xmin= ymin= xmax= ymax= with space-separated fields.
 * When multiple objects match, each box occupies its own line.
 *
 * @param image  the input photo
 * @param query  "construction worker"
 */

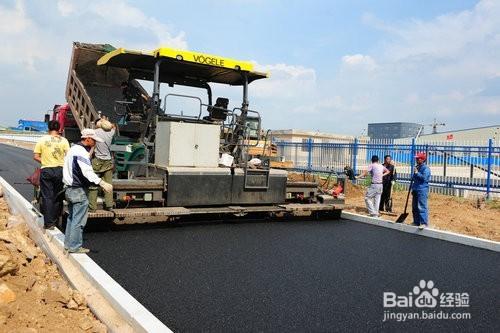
xmin=379 ymin=155 xmax=396 ymax=212
xmin=412 ymin=152 xmax=431 ymax=230
xmin=88 ymin=116 xmax=115 ymax=211
xmin=33 ymin=120 xmax=70 ymax=230
xmin=63 ymin=129 xmax=113 ymax=253
xmin=355 ymin=155 xmax=390 ymax=217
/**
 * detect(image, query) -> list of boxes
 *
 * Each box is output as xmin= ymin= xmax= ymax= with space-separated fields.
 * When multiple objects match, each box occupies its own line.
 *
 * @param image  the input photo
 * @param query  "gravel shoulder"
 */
xmin=0 ymin=190 xmax=107 ymax=333
xmin=344 ymin=181 xmax=500 ymax=242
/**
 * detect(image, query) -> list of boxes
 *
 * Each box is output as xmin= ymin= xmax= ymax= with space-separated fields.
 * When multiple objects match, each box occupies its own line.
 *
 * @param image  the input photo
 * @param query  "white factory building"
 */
xmin=418 ymin=125 xmax=499 ymax=143
xmin=394 ymin=124 xmax=500 ymax=145
xmin=270 ymin=129 xmax=368 ymax=144
xmin=270 ymin=129 xmax=369 ymax=170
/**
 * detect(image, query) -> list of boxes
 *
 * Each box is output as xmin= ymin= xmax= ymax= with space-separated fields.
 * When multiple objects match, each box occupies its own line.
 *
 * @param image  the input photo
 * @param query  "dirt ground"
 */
xmin=0 ymin=195 xmax=107 ymax=332
xmin=345 ymin=181 xmax=500 ymax=242
xmin=287 ymin=173 xmax=499 ymax=242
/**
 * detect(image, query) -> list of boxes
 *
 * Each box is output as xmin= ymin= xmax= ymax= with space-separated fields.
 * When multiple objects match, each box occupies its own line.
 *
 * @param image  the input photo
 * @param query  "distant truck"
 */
xmin=10 ymin=119 xmax=48 ymax=132
xmin=9 ymin=105 xmax=76 ymax=134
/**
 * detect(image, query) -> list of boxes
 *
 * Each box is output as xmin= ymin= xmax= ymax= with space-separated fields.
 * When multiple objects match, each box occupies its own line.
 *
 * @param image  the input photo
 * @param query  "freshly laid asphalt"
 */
xmin=1 ymin=143 xmax=499 ymax=332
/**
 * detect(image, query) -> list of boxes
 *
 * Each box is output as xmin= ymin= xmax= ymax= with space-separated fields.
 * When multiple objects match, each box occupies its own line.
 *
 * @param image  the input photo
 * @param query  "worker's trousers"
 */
xmin=64 ymin=187 xmax=89 ymax=252
xmin=412 ymin=190 xmax=429 ymax=226
xmin=88 ymin=158 xmax=113 ymax=210
xmin=365 ymin=183 xmax=383 ymax=216
xmin=379 ymin=181 xmax=393 ymax=212
xmin=39 ymin=167 xmax=64 ymax=227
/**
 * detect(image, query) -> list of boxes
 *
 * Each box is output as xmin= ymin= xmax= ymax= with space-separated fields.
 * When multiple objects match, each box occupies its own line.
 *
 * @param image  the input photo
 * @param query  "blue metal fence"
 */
xmin=276 ymin=139 xmax=500 ymax=198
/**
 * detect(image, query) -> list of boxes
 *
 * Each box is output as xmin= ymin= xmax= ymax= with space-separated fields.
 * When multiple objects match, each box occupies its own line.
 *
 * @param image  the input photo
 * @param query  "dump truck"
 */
xmin=60 ymin=42 xmax=345 ymax=224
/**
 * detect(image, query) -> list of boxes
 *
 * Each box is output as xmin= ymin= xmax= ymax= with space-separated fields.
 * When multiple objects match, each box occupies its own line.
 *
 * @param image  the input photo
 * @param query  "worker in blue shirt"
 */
xmin=412 ymin=152 xmax=431 ymax=230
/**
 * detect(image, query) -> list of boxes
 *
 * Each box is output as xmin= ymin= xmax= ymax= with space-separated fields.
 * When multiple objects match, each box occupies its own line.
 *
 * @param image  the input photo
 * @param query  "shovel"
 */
xmin=395 ymin=177 xmax=414 ymax=223
xmin=387 ymin=181 xmax=394 ymax=212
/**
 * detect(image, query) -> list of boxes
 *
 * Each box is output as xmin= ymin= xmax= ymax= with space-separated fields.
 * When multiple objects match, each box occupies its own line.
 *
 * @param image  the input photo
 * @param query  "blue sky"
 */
xmin=0 ymin=0 xmax=498 ymax=135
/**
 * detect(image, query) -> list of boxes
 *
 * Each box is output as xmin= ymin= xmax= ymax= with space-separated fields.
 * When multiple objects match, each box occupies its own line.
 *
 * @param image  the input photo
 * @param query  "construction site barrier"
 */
xmin=2 ymin=132 xmax=498 ymax=197
xmin=0 ymin=176 xmax=171 ymax=333
xmin=276 ymin=138 xmax=500 ymax=198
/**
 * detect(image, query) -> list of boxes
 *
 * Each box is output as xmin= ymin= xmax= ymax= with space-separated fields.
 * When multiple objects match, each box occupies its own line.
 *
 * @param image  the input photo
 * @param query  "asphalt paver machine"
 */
xmin=64 ymin=42 xmax=345 ymax=224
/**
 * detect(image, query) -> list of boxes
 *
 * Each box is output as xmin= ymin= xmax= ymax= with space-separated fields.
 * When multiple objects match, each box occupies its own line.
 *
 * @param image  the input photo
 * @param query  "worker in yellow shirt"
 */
xmin=33 ymin=120 xmax=70 ymax=229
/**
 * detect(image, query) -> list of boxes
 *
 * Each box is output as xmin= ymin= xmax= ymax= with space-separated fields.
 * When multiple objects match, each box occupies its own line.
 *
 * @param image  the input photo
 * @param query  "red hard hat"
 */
xmin=415 ymin=152 xmax=427 ymax=161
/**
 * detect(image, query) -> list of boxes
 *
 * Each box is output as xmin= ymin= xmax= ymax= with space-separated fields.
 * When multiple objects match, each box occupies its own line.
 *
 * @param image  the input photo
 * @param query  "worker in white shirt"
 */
xmin=62 ymin=129 xmax=113 ymax=253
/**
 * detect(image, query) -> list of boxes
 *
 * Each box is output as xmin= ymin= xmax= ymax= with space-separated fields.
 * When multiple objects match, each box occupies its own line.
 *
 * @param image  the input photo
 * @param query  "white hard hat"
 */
xmin=81 ymin=128 xmax=104 ymax=142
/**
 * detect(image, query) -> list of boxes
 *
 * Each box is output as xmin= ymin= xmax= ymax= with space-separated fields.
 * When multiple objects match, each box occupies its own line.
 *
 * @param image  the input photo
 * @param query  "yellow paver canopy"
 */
xmin=98 ymin=47 xmax=268 ymax=86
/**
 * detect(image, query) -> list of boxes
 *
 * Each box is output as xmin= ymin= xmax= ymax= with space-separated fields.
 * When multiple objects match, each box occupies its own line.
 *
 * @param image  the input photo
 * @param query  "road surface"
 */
xmin=1 ymin=143 xmax=499 ymax=332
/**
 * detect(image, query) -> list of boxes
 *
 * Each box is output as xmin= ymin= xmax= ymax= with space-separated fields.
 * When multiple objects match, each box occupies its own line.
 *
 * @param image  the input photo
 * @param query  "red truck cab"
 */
xmin=52 ymin=103 xmax=79 ymax=141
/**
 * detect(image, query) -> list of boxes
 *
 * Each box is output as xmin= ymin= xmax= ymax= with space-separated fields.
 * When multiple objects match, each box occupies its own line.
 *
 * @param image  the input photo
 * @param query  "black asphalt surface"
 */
xmin=1 ymin=143 xmax=499 ymax=332
xmin=0 ymin=143 xmax=39 ymax=199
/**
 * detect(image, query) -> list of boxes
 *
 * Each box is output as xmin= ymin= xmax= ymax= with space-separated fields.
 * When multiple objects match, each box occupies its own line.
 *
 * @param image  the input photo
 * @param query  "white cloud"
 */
xmin=56 ymin=0 xmax=75 ymax=16
xmin=88 ymin=0 xmax=187 ymax=49
xmin=332 ymin=0 xmax=500 ymax=133
xmin=0 ymin=0 xmax=29 ymax=34
xmin=1 ymin=0 xmax=498 ymax=135
xmin=254 ymin=62 xmax=316 ymax=81
xmin=251 ymin=62 xmax=316 ymax=99
xmin=383 ymin=0 xmax=500 ymax=62
xmin=54 ymin=0 xmax=188 ymax=49
xmin=0 ymin=0 xmax=187 ymax=69
xmin=0 ymin=0 xmax=60 ymax=70
xmin=430 ymin=90 xmax=465 ymax=103
xmin=341 ymin=54 xmax=377 ymax=71
xmin=406 ymin=93 xmax=420 ymax=104
xmin=0 ymin=0 xmax=316 ymax=131
xmin=0 ymin=0 xmax=188 ymax=127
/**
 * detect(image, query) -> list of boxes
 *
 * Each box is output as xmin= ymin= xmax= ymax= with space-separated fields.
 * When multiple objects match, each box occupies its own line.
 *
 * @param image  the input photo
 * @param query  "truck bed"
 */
xmin=66 ymin=42 xmax=146 ymax=129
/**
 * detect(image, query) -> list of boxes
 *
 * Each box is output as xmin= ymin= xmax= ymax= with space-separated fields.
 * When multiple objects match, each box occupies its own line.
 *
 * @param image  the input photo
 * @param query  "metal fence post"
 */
xmin=352 ymin=138 xmax=358 ymax=176
xmin=410 ymin=138 xmax=416 ymax=180
xmin=307 ymin=138 xmax=313 ymax=171
xmin=443 ymin=152 xmax=447 ymax=178
xmin=486 ymin=138 xmax=493 ymax=199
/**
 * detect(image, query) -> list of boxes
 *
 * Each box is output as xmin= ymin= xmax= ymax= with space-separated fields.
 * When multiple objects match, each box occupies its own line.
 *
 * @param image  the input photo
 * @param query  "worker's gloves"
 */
xmin=99 ymin=180 xmax=113 ymax=193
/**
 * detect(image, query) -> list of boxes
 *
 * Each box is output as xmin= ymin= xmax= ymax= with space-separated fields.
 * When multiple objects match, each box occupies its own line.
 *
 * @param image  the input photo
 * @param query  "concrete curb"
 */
xmin=341 ymin=211 xmax=500 ymax=252
xmin=0 ymin=177 xmax=172 ymax=333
